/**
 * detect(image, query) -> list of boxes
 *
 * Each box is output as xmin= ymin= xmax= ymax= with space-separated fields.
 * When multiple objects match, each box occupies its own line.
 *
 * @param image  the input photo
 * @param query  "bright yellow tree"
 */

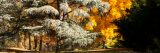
xmin=85 ymin=0 xmax=132 ymax=48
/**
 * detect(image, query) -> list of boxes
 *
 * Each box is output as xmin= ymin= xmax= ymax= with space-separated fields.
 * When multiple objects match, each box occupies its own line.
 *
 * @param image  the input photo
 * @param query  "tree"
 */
xmin=0 ymin=0 xmax=111 ymax=51
xmin=84 ymin=0 xmax=132 ymax=48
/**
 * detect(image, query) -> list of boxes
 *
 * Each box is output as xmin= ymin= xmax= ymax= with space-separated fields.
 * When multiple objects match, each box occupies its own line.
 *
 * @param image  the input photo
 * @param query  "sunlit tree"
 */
xmin=85 ymin=0 xmax=132 ymax=48
xmin=0 ymin=0 xmax=111 ymax=51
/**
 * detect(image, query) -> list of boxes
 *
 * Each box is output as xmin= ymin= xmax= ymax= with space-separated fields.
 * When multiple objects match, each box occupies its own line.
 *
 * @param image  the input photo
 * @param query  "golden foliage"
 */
xmin=85 ymin=0 xmax=132 ymax=48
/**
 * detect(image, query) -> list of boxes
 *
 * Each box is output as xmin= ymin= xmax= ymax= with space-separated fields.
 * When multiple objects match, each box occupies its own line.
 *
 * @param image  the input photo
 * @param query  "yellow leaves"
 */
xmin=101 ymin=25 xmax=118 ymax=39
xmin=85 ymin=23 xmax=94 ymax=30
xmin=125 ymin=0 xmax=132 ymax=10
xmin=108 ymin=0 xmax=117 ymax=6
xmin=119 ymin=2 xmax=125 ymax=10
xmin=90 ymin=16 xmax=97 ymax=26
xmin=101 ymin=24 xmax=119 ymax=48
xmin=77 ymin=16 xmax=84 ymax=23
xmin=85 ymin=16 xmax=97 ymax=30
xmin=105 ymin=38 xmax=118 ymax=48
xmin=110 ymin=8 xmax=122 ymax=19
xmin=109 ymin=0 xmax=132 ymax=10
xmin=84 ymin=0 xmax=132 ymax=48
xmin=107 ymin=0 xmax=132 ymax=20
xmin=91 ymin=7 xmax=99 ymax=14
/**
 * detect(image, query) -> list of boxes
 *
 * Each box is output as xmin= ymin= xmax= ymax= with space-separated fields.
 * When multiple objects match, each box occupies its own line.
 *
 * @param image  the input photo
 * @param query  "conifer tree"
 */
xmin=0 ymin=0 xmax=110 ymax=51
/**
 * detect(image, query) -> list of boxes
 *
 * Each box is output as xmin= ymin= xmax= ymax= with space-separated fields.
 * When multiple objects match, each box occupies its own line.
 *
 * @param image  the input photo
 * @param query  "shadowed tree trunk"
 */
xmin=39 ymin=35 xmax=42 ymax=51
xmin=34 ymin=36 xmax=37 ymax=51
xmin=29 ymin=34 xmax=31 ymax=50
xmin=24 ymin=33 xmax=26 ymax=49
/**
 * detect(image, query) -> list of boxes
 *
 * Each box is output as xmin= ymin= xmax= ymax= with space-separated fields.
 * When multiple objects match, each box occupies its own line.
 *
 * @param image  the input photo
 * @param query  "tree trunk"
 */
xmin=29 ymin=34 xmax=31 ymax=50
xmin=39 ymin=36 xmax=42 ymax=51
xmin=34 ymin=36 xmax=37 ymax=51
xmin=18 ymin=32 xmax=25 ymax=49
xmin=24 ymin=33 xmax=26 ymax=49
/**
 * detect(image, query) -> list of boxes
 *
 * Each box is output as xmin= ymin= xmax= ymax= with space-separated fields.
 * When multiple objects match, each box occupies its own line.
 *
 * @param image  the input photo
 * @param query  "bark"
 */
xmin=39 ymin=36 xmax=42 ymax=51
xmin=17 ymin=32 xmax=25 ymax=49
xmin=34 ymin=36 xmax=37 ymax=51
xmin=29 ymin=34 xmax=31 ymax=50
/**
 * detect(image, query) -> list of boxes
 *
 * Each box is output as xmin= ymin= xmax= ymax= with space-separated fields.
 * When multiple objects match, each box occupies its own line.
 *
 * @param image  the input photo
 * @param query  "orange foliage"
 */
xmin=85 ymin=0 xmax=132 ymax=48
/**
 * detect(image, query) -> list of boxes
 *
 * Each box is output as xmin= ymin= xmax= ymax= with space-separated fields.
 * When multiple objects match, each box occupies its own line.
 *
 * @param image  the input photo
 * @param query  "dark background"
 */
xmin=116 ymin=0 xmax=160 ymax=52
